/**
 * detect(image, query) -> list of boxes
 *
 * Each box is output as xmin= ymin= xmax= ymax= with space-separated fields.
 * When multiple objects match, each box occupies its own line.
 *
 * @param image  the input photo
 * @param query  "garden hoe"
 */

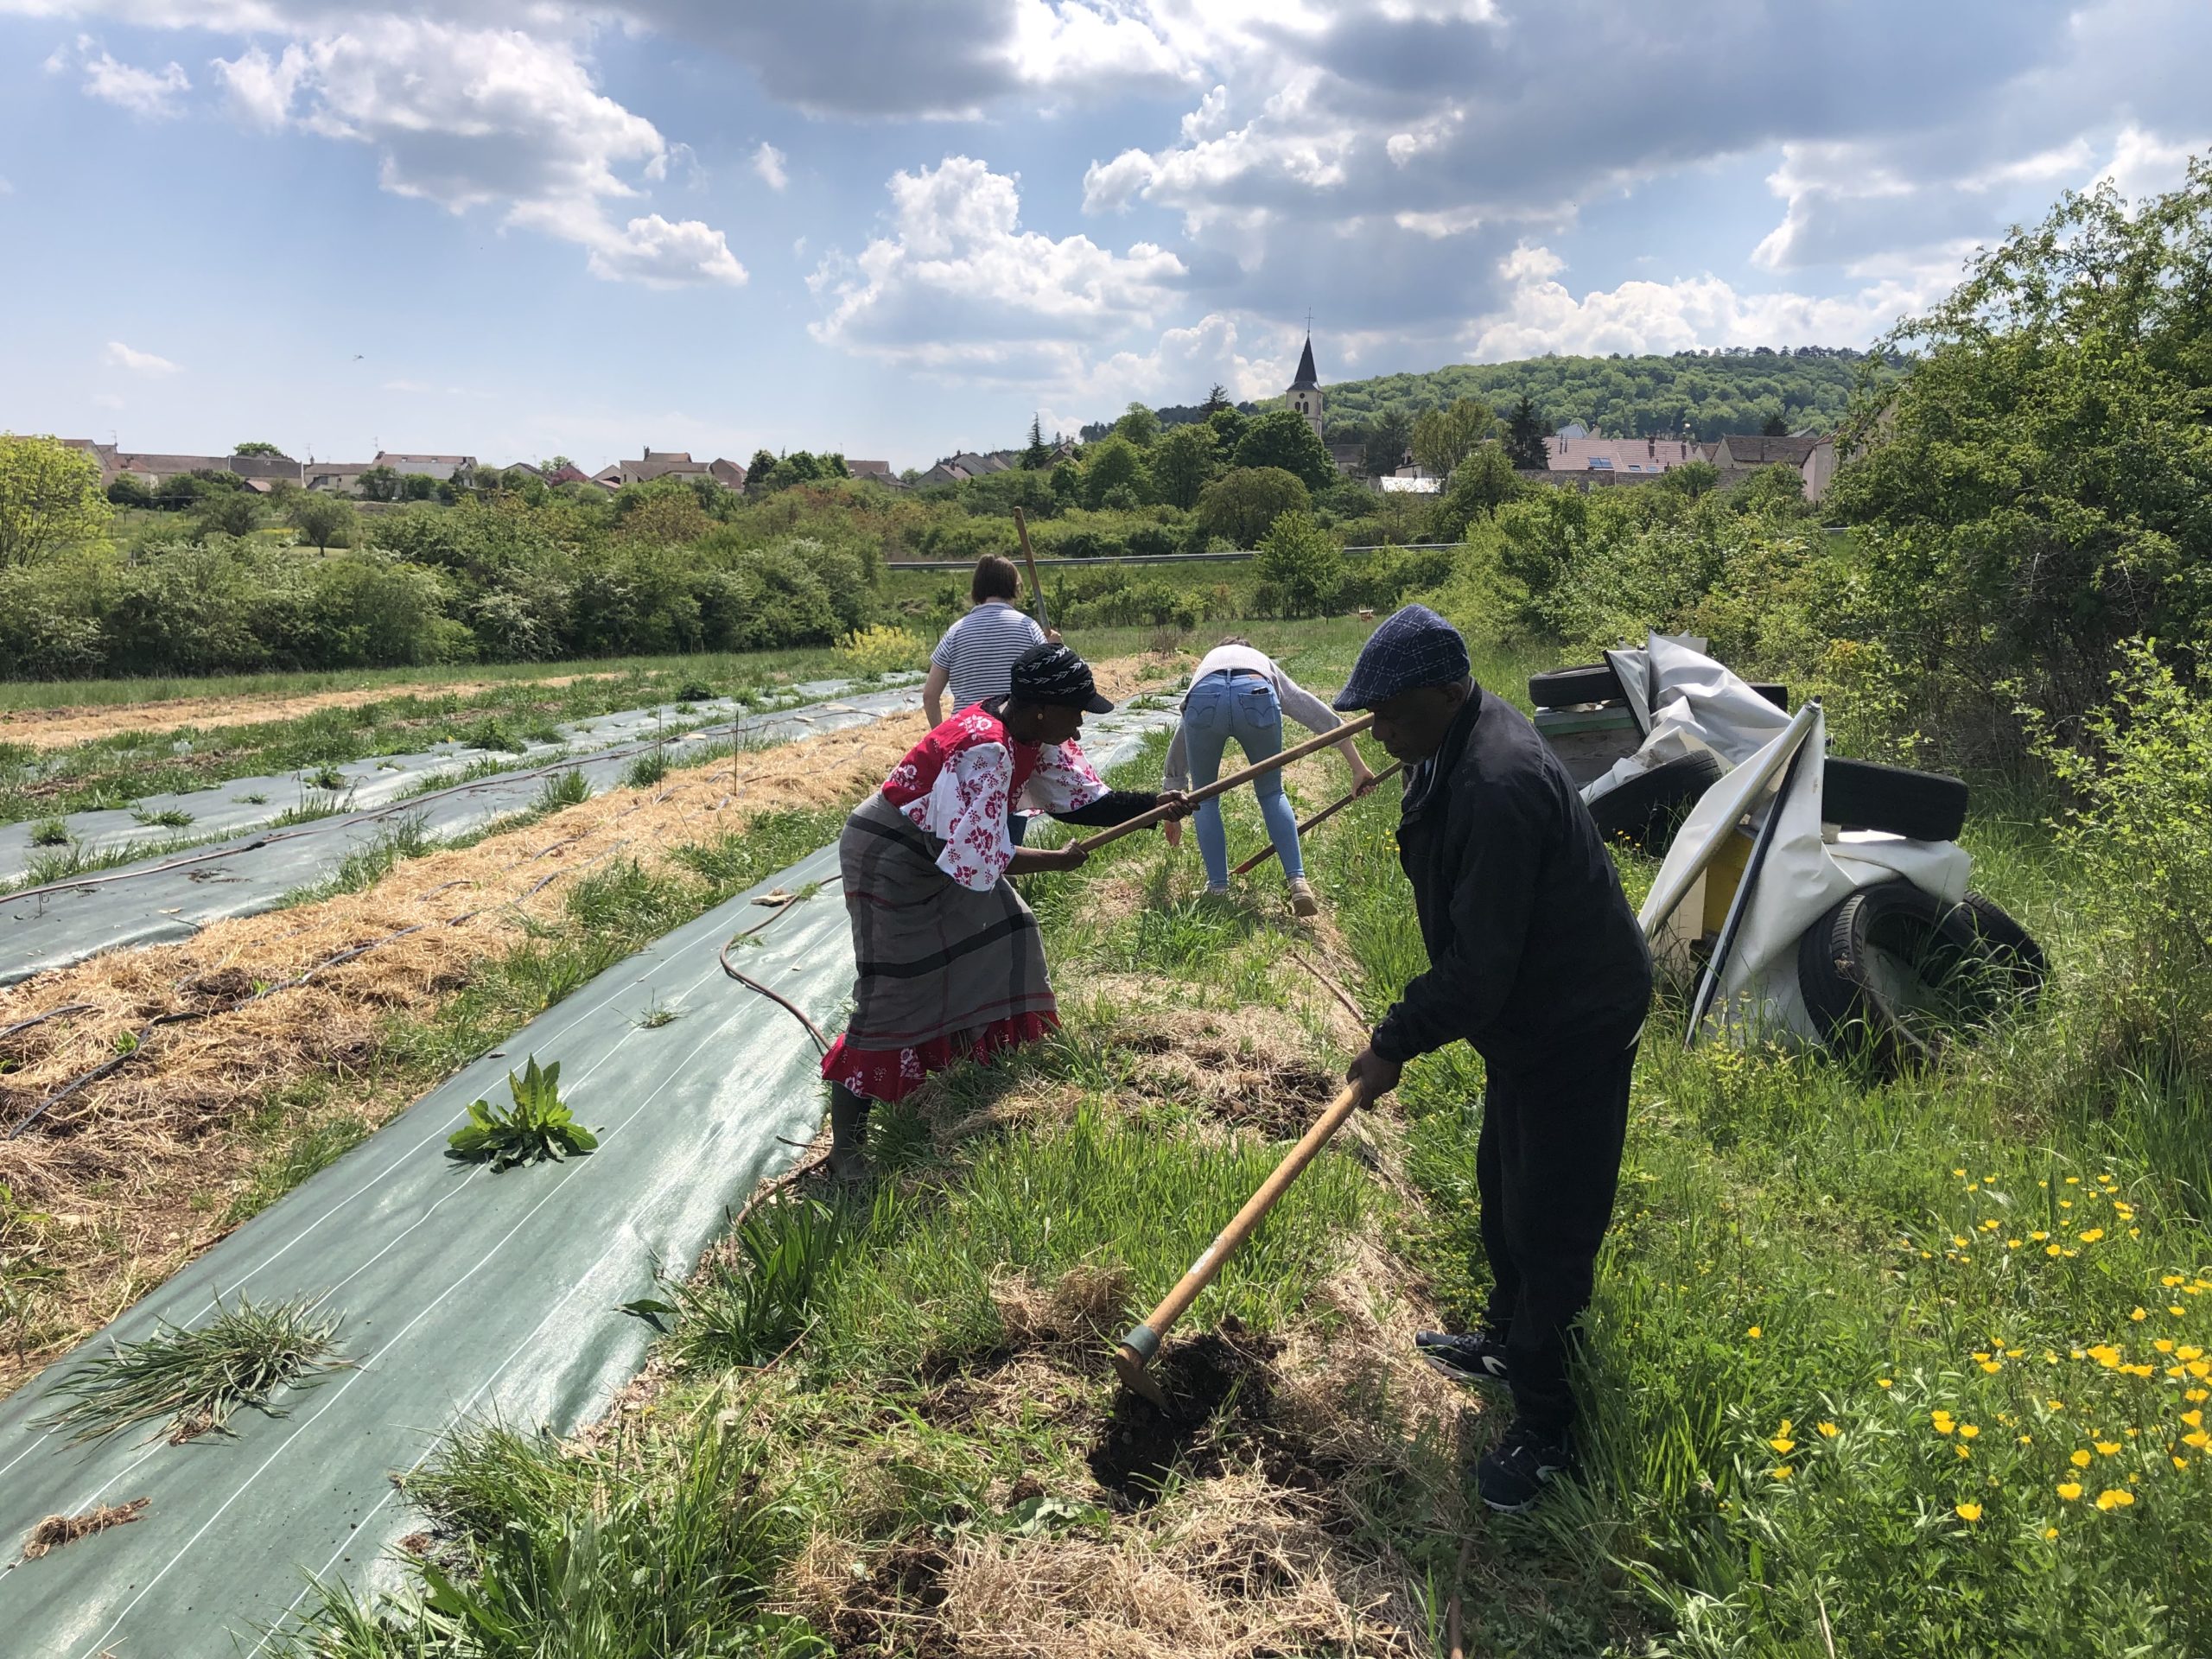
xmin=1111 ymin=1077 xmax=1376 ymax=1409
xmin=1231 ymin=760 xmax=1405 ymax=876
xmin=1070 ymin=712 xmax=1378 ymax=857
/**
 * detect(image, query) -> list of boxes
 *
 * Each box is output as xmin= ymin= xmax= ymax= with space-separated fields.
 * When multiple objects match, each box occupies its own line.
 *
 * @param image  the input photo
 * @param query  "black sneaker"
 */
xmin=1414 ymin=1328 xmax=1510 ymax=1388
xmin=1477 ymin=1419 xmax=1573 ymax=1513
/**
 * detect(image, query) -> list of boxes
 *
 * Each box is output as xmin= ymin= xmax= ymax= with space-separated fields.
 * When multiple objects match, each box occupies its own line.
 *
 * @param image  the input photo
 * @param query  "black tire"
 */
xmin=1951 ymin=891 xmax=2048 ymax=1005
xmin=1751 ymin=682 xmax=1788 ymax=710
xmin=1822 ymin=758 xmax=1969 ymax=842
xmin=1586 ymin=751 xmax=1724 ymax=856
xmin=1796 ymin=883 xmax=1999 ymax=1073
xmin=1529 ymin=663 xmax=1624 ymax=709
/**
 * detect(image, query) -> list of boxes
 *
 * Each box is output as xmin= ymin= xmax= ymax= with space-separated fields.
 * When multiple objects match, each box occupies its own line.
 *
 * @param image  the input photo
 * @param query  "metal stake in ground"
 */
xmin=1112 ymin=1079 xmax=1374 ymax=1408
xmin=1230 ymin=760 xmax=1405 ymax=877
xmin=1071 ymin=712 xmax=1379 ymax=857
xmin=1012 ymin=506 xmax=1052 ymax=633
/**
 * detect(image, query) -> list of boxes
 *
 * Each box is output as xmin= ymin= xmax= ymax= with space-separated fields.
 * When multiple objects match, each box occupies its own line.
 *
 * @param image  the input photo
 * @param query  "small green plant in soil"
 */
xmin=304 ymin=764 xmax=347 ymax=791
xmin=622 ymin=748 xmax=670 ymax=789
xmin=27 ymin=817 xmax=70 ymax=847
xmin=446 ymin=1057 xmax=597 ymax=1171
xmin=633 ymin=995 xmax=682 ymax=1030
xmin=35 ymin=1295 xmax=346 ymax=1444
xmin=130 ymin=806 xmax=194 ymax=829
xmin=236 ymin=791 xmax=270 ymax=804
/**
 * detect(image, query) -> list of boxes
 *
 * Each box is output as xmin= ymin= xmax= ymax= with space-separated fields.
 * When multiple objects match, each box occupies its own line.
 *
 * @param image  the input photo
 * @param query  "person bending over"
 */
xmin=1336 ymin=605 xmax=1652 ymax=1512
xmin=822 ymin=642 xmax=1187 ymax=1177
xmin=1161 ymin=638 xmax=1377 ymax=915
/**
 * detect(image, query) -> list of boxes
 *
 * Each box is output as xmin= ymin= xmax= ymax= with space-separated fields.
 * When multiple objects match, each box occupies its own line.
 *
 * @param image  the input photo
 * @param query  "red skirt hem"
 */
xmin=819 ymin=1011 xmax=1058 ymax=1105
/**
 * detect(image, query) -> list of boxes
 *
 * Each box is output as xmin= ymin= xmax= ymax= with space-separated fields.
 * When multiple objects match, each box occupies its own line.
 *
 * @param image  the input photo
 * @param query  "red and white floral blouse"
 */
xmin=880 ymin=703 xmax=1108 ymax=889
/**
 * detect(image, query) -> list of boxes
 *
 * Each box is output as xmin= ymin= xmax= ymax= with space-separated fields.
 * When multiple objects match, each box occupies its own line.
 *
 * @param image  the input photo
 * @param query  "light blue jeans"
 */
xmin=1184 ymin=671 xmax=1303 ymax=886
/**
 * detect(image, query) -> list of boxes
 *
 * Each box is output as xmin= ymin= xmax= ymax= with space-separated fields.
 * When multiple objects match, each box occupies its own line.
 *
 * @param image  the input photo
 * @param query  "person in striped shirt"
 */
xmin=925 ymin=555 xmax=1061 ymax=843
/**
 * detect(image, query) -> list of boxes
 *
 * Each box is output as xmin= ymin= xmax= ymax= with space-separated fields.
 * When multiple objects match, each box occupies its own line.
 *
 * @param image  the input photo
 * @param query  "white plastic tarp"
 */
xmin=1587 ymin=633 xmax=1794 ymax=803
xmin=1641 ymin=706 xmax=1970 ymax=1044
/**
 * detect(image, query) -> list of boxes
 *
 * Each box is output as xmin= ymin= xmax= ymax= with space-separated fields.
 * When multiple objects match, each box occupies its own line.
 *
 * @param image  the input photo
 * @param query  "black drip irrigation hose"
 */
xmin=715 ymin=878 xmax=844 ymax=1057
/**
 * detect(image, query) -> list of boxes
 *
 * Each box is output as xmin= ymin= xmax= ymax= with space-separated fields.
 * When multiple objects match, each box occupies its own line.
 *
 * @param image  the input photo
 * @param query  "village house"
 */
xmin=1706 ymin=432 xmax=1837 ymax=502
xmin=1544 ymin=434 xmax=1703 ymax=477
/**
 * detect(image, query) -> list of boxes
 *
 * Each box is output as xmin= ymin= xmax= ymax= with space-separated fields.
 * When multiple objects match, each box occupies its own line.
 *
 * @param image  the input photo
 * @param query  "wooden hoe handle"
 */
xmin=1113 ymin=1080 xmax=1371 ymax=1402
xmin=1012 ymin=506 xmax=1051 ymax=632
xmin=1230 ymin=759 xmax=1405 ymax=876
xmin=1073 ymin=711 xmax=1377 ymax=855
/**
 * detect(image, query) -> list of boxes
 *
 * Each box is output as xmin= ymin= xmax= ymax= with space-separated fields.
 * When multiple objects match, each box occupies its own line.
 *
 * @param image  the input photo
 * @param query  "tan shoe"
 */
xmin=1288 ymin=877 xmax=1319 ymax=918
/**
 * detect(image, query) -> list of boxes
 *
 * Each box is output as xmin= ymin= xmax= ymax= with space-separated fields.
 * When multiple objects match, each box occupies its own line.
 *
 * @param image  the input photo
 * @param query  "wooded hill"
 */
xmin=1319 ymin=346 xmax=1886 ymax=441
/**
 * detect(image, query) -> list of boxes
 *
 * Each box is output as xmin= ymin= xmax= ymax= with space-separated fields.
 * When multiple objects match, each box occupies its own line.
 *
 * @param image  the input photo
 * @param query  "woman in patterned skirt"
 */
xmin=821 ymin=643 xmax=1187 ymax=1176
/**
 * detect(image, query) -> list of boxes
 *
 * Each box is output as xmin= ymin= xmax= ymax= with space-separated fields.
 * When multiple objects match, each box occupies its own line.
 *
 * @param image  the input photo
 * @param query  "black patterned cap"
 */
xmin=1010 ymin=642 xmax=1114 ymax=713
xmin=1332 ymin=604 xmax=1471 ymax=710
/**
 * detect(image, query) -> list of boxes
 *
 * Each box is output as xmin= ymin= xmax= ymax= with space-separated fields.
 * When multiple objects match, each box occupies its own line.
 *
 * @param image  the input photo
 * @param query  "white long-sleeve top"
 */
xmin=1162 ymin=645 xmax=1357 ymax=791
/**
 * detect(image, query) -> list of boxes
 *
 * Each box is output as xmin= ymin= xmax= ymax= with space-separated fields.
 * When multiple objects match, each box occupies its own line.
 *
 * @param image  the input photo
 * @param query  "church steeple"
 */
xmin=1286 ymin=328 xmax=1323 ymax=437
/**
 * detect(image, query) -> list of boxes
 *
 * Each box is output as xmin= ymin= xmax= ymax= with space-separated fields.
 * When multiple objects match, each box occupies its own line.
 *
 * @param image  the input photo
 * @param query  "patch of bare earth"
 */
xmin=780 ymin=1242 xmax=1471 ymax=1656
xmin=0 ymin=673 xmax=626 ymax=751
xmin=0 ymin=658 xmax=1164 ymax=1396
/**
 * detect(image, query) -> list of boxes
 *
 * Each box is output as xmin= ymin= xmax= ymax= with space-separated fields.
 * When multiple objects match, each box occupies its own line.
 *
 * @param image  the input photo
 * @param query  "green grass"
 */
xmin=188 ymin=612 xmax=2212 ymax=1655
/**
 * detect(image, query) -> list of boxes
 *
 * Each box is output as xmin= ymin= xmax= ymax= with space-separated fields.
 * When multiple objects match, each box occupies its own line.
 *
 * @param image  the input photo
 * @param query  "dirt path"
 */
xmin=0 ymin=657 xmax=1165 ymax=1394
xmin=0 ymin=673 xmax=627 ymax=751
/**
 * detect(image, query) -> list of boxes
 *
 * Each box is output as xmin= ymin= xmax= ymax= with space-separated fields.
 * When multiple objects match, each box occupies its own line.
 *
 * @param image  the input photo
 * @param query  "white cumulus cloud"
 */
xmin=45 ymin=34 xmax=193 ymax=116
xmin=752 ymin=141 xmax=788 ymax=191
xmin=1461 ymin=245 xmax=1940 ymax=360
xmin=206 ymin=20 xmax=743 ymax=286
xmin=104 ymin=340 xmax=181 ymax=374
xmin=810 ymin=156 xmax=1185 ymax=383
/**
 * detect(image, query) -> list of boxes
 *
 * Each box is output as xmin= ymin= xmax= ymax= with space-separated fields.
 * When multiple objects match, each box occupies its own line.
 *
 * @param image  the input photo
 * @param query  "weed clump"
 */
xmin=35 ymin=1295 xmax=345 ymax=1444
xmin=446 ymin=1056 xmax=596 ymax=1171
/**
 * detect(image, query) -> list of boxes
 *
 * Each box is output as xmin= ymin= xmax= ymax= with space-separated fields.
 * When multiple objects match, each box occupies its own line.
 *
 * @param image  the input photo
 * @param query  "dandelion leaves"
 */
xmin=446 ymin=1055 xmax=598 ymax=1172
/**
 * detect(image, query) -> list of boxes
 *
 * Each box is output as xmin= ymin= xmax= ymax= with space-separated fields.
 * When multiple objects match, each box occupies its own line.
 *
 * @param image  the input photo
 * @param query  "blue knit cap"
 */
xmin=1332 ymin=604 xmax=1471 ymax=710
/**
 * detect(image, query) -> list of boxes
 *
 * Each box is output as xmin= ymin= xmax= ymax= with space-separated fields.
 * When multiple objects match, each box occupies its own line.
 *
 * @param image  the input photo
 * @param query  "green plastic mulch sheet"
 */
xmin=0 ymin=709 xmax=1177 ymax=1656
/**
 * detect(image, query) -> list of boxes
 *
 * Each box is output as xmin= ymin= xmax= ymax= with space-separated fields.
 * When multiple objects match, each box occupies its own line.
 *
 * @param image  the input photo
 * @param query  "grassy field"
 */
xmin=12 ymin=613 xmax=2201 ymax=1654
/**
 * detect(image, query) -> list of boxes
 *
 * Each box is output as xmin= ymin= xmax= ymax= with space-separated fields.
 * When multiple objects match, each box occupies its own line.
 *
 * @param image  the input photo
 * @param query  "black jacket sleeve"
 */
xmin=1049 ymin=789 xmax=1160 ymax=827
xmin=1370 ymin=778 xmax=1544 ymax=1064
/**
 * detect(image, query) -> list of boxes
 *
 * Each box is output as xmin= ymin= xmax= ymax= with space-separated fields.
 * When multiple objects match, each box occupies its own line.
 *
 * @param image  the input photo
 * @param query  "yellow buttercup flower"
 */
xmin=1979 ymin=1359 xmax=2002 ymax=1374
xmin=1817 ymin=1421 xmax=1840 ymax=1439
xmin=1955 ymin=1502 xmax=1982 ymax=1522
xmin=1878 ymin=1377 xmax=1894 ymax=1389
xmin=2044 ymin=1526 xmax=2060 ymax=1539
xmin=2056 ymin=1482 xmax=2083 ymax=1500
xmin=1772 ymin=1465 xmax=1792 ymax=1478
xmin=2131 ymin=1307 xmax=2149 ymax=1322
xmin=2076 ymin=1229 xmax=2104 ymax=1243
xmin=1958 ymin=1424 xmax=1980 ymax=1440
xmin=2094 ymin=1489 xmax=2135 ymax=1510
xmin=1747 ymin=1325 xmax=1761 ymax=1339
xmin=1770 ymin=1436 xmax=1796 ymax=1454
xmin=2183 ymin=1409 xmax=2203 ymax=1428
xmin=2183 ymin=1430 xmax=2211 ymax=1451
xmin=2095 ymin=1440 xmax=2122 ymax=1456
xmin=2071 ymin=1449 xmax=2093 ymax=1468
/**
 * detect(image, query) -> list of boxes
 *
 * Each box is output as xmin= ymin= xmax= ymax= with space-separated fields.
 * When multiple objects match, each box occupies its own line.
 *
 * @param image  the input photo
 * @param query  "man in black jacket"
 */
xmin=1338 ymin=605 xmax=1652 ymax=1511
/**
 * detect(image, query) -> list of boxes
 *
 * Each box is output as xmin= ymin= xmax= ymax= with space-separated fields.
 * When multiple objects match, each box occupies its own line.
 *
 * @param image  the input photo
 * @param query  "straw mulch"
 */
xmin=0 ymin=657 xmax=1164 ymax=1396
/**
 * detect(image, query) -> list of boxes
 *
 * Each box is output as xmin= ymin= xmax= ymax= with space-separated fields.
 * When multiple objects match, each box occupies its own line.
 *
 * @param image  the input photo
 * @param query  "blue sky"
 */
xmin=2 ymin=1 xmax=2206 ymax=472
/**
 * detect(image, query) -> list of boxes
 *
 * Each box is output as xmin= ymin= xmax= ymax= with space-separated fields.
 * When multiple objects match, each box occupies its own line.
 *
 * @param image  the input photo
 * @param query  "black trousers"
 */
xmin=1475 ymin=1036 xmax=1637 ymax=1433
